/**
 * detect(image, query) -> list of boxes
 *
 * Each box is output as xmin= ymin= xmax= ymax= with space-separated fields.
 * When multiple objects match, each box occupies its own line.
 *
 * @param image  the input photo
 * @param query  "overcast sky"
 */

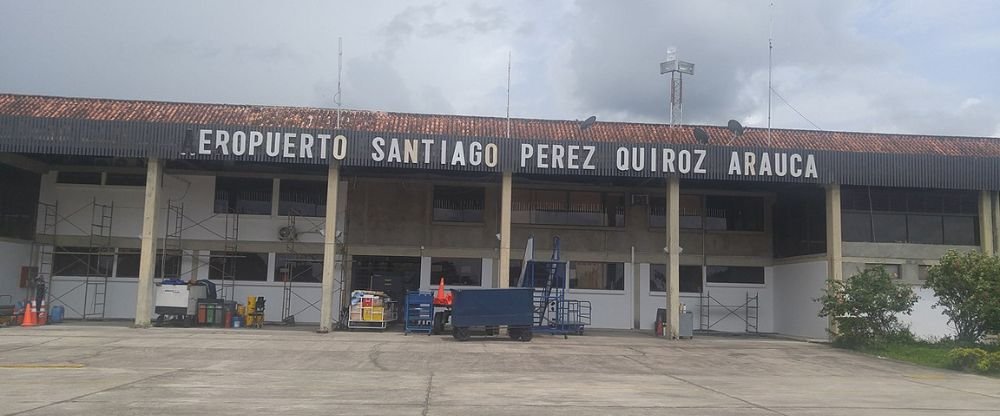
xmin=1 ymin=1 xmax=998 ymax=137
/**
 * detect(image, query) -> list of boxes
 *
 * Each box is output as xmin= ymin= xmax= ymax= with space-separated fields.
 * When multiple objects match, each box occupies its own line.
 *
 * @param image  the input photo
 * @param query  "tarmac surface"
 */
xmin=1 ymin=323 xmax=999 ymax=415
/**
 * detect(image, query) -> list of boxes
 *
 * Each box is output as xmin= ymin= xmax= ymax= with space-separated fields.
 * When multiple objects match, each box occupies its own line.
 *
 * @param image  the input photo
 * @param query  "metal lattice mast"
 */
xmin=659 ymin=47 xmax=695 ymax=127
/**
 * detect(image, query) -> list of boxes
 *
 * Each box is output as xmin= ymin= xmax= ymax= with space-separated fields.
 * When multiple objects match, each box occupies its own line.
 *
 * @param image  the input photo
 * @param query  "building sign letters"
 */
xmin=189 ymin=128 xmax=820 ymax=179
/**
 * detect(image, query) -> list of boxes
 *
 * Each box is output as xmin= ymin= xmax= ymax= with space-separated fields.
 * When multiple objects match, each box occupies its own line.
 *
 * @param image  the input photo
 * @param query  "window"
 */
xmin=208 ymin=251 xmax=269 ymax=281
xmin=509 ymin=260 xmax=567 ymax=288
xmin=433 ymin=186 xmax=484 ymax=222
xmin=865 ymin=263 xmax=901 ymax=280
xmin=706 ymin=266 xmax=765 ymax=285
xmin=918 ymin=265 xmax=932 ymax=281
xmin=56 ymin=171 xmax=101 ymax=185
xmin=53 ymin=247 xmax=113 ymax=277
xmin=0 ymin=164 xmax=40 ymax=240
xmin=649 ymin=194 xmax=703 ymax=229
xmin=214 ymin=177 xmax=273 ymax=215
xmin=513 ymin=189 xmax=624 ymax=227
xmin=773 ymin=190 xmax=826 ymax=258
xmin=569 ymin=262 xmax=624 ymax=290
xmin=274 ymin=254 xmax=322 ymax=283
xmin=650 ymin=264 xmax=703 ymax=293
xmin=114 ymin=249 xmax=181 ymax=278
xmin=278 ymin=179 xmax=326 ymax=217
xmin=705 ymin=196 xmax=765 ymax=231
xmin=841 ymin=187 xmax=979 ymax=245
xmin=431 ymin=257 xmax=483 ymax=286
xmin=105 ymin=173 xmax=146 ymax=187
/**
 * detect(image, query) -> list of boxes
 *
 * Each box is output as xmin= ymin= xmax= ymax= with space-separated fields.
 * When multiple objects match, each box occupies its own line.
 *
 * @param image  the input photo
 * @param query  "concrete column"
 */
xmin=979 ymin=191 xmax=995 ymax=255
xmin=319 ymin=165 xmax=341 ymax=333
xmin=992 ymin=192 xmax=1000 ymax=255
xmin=498 ymin=172 xmax=513 ymax=288
xmin=825 ymin=184 xmax=843 ymax=283
xmin=665 ymin=177 xmax=681 ymax=338
xmin=133 ymin=158 xmax=163 ymax=328
xmin=825 ymin=183 xmax=843 ymax=338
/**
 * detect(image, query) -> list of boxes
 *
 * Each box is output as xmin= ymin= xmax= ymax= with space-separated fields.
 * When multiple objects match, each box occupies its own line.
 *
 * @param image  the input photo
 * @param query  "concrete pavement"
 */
xmin=0 ymin=324 xmax=998 ymax=415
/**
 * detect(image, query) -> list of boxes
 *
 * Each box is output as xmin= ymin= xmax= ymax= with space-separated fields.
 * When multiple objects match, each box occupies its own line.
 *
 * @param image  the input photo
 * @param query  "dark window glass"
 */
xmin=278 ymin=179 xmax=326 ymax=217
xmin=650 ymin=264 xmax=702 ymax=293
xmin=56 ymin=171 xmax=101 ymax=185
xmin=705 ymin=196 xmax=765 ymax=231
xmin=114 ymin=249 xmax=181 ymax=278
xmin=208 ymin=251 xmax=269 ymax=281
xmin=0 ymin=165 xmax=39 ymax=239
xmin=53 ymin=247 xmax=113 ymax=277
xmin=570 ymin=262 xmax=625 ymax=290
xmin=513 ymin=189 xmax=625 ymax=227
xmin=841 ymin=187 xmax=979 ymax=246
xmin=432 ymin=186 xmax=484 ymax=222
xmin=871 ymin=213 xmax=907 ymax=243
xmin=907 ymin=215 xmax=943 ymax=244
xmin=706 ymin=266 xmax=764 ymax=285
xmin=105 ymin=173 xmax=146 ymax=187
xmin=773 ymin=190 xmax=826 ymax=258
xmin=431 ymin=257 xmax=482 ymax=286
xmin=842 ymin=212 xmax=873 ymax=242
xmin=214 ymin=177 xmax=272 ymax=215
xmin=274 ymin=254 xmax=322 ymax=283
xmin=943 ymin=216 xmax=978 ymax=245
xmin=649 ymin=195 xmax=702 ymax=229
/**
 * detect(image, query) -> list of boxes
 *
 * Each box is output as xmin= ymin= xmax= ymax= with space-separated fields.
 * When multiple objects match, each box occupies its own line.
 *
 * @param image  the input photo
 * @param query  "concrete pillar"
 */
xmin=664 ymin=177 xmax=681 ymax=338
xmin=992 ymin=192 xmax=1000 ymax=255
xmin=979 ymin=191 xmax=994 ymax=255
xmin=825 ymin=184 xmax=843 ymax=282
xmin=498 ymin=171 xmax=512 ymax=289
xmin=318 ymin=165 xmax=341 ymax=333
xmin=825 ymin=183 xmax=843 ymax=338
xmin=133 ymin=158 xmax=163 ymax=328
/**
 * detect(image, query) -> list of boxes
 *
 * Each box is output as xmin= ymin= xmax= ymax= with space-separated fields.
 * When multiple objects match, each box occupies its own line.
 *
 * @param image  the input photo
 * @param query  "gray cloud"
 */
xmin=0 ymin=0 xmax=996 ymax=137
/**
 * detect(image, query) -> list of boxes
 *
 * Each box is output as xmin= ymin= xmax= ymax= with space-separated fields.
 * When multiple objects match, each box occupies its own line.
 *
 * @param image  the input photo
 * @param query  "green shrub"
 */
xmin=817 ymin=266 xmax=919 ymax=346
xmin=925 ymin=250 xmax=1000 ymax=344
xmin=948 ymin=347 xmax=989 ymax=372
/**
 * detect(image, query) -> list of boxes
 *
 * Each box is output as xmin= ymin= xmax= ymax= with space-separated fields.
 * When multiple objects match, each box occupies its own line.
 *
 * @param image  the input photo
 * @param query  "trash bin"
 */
xmin=679 ymin=311 xmax=694 ymax=338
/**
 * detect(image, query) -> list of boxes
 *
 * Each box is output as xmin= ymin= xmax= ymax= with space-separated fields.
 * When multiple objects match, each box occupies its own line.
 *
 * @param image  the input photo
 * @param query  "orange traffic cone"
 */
xmin=21 ymin=301 xmax=36 ymax=327
xmin=433 ymin=277 xmax=453 ymax=307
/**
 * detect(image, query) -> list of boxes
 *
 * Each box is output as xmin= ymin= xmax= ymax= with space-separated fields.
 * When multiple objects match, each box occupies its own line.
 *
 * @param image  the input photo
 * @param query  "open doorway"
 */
xmin=350 ymin=256 xmax=421 ymax=304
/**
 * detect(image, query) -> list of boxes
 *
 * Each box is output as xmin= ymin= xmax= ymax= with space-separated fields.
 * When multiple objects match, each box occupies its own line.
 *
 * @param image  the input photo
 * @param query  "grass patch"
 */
xmin=844 ymin=339 xmax=1000 ymax=375
xmin=854 ymin=341 xmax=956 ymax=370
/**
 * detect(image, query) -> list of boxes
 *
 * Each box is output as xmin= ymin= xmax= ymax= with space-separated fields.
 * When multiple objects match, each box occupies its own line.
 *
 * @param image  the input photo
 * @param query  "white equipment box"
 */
xmin=155 ymin=284 xmax=207 ymax=316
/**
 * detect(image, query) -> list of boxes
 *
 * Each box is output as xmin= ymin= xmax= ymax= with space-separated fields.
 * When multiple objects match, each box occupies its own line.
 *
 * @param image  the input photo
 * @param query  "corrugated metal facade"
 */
xmin=1 ymin=115 xmax=998 ymax=191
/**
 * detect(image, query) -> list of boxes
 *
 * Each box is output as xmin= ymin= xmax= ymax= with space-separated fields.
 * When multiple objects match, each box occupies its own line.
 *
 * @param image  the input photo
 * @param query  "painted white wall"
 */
xmin=636 ymin=263 xmax=773 ymax=333
xmin=0 ymin=240 xmax=33 ymax=303
xmin=902 ymin=288 xmax=953 ymax=340
xmin=772 ymin=260 xmax=829 ymax=339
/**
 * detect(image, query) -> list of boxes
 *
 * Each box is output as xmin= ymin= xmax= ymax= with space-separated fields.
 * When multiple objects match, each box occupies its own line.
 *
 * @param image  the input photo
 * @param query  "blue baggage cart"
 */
xmin=450 ymin=288 xmax=534 ymax=342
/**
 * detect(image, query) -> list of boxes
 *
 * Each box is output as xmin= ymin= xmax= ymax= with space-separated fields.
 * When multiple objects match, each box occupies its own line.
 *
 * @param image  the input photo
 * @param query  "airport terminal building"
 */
xmin=0 ymin=93 xmax=997 ymax=339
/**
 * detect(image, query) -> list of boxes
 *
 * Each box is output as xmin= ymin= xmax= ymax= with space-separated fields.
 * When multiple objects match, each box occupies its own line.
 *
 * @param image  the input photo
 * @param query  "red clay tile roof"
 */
xmin=1 ymin=93 xmax=998 ymax=157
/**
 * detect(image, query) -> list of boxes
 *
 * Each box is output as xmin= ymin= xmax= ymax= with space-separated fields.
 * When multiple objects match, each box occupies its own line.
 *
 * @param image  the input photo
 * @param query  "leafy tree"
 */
xmin=817 ymin=266 xmax=919 ymax=345
xmin=925 ymin=250 xmax=1000 ymax=344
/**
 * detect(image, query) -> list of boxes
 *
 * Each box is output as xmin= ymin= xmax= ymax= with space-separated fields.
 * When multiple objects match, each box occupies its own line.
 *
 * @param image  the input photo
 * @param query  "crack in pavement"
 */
xmin=421 ymin=372 xmax=434 ymax=416
xmin=7 ymin=368 xmax=183 ymax=416
xmin=621 ymin=354 xmax=789 ymax=416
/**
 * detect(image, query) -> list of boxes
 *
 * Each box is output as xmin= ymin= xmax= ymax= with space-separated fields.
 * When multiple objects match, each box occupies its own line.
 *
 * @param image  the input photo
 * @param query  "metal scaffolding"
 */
xmin=699 ymin=291 xmax=760 ymax=333
xmin=219 ymin=210 xmax=240 ymax=302
xmin=279 ymin=209 xmax=324 ymax=325
xmin=38 ymin=198 xmax=115 ymax=320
